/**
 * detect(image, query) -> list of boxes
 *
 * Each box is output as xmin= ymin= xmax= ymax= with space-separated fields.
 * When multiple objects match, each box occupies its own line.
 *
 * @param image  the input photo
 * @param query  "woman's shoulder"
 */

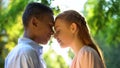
xmin=78 ymin=46 xmax=98 ymax=57
xmin=76 ymin=46 xmax=104 ymax=68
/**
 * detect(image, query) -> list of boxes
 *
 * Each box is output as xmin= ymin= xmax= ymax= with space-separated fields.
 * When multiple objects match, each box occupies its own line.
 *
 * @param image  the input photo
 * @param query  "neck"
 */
xmin=23 ymin=31 xmax=39 ymax=44
xmin=70 ymin=38 xmax=84 ymax=56
xmin=23 ymin=30 xmax=34 ymax=41
xmin=23 ymin=30 xmax=30 ymax=38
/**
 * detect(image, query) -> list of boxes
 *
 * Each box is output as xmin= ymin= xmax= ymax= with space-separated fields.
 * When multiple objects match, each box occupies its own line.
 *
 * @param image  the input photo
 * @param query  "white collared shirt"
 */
xmin=5 ymin=37 xmax=46 ymax=68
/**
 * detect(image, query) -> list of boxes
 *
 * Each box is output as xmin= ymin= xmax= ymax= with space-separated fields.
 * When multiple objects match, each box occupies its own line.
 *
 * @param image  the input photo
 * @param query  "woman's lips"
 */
xmin=57 ymin=39 xmax=61 ymax=44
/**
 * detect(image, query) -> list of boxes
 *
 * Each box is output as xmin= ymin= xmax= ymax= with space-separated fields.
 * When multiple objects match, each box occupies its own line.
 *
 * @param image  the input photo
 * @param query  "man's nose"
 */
xmin=50 ymin=29 xmax=54 ymax=35
xmin=53 ymin=32 xmax=57 ymax=39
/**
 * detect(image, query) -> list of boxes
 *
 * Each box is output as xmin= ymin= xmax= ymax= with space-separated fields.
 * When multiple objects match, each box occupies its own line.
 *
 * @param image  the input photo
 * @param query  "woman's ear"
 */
xmin=70 ymin=23 xmax=77 ymax=33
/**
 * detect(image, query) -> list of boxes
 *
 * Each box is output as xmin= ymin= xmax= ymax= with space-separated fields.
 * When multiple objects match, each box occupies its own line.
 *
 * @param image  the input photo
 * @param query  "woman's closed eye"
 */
xmin=56 ymin=30 xmax=60 ymax=34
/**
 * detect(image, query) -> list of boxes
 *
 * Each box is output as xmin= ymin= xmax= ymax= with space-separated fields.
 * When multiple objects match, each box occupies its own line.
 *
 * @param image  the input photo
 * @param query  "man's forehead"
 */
xmin=49 ymin=15 xmax=55 ymax=25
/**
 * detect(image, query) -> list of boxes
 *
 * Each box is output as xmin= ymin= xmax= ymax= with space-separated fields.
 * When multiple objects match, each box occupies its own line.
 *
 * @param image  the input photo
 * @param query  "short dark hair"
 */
xmin=22 ymin=2 xmax=53 ymax=27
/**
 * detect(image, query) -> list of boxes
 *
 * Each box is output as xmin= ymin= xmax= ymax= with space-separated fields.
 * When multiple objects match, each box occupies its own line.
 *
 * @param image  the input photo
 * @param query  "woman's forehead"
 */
xmin=55 ymin=19 xmax=69 ymax=29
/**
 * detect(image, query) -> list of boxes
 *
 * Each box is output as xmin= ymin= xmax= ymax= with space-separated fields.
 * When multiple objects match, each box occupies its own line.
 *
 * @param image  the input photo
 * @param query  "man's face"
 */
xmin=32 ymin=13 xmax=54 ymax=44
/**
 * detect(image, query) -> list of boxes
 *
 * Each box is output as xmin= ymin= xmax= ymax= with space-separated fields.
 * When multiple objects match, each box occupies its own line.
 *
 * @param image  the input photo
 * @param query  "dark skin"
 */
xmin=23 ymin=13 xmax=54 ymax=44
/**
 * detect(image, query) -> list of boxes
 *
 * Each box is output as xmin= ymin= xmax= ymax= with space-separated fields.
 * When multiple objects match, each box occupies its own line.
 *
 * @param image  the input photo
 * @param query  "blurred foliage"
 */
xmin=84 ymin=0 xmax=120 ymax=68
xmin=43 ymin=47 xmax=68 ymax=68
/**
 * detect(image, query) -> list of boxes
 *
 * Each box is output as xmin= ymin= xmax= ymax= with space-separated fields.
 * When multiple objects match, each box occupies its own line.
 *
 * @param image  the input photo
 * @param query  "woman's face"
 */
xmin=54 ymin=19 xmax=74 ymax=48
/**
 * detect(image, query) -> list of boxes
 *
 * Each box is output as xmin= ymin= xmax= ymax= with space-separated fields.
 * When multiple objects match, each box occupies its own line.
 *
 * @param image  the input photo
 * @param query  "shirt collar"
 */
xmin=18 ymin=37 xmax=43 ymax=54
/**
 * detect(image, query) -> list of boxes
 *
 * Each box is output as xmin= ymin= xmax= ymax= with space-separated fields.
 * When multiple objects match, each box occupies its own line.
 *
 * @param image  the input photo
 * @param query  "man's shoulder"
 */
xmin=16 ymin=43 xmax=37 ymax=56
xmin=5 ymin=44 xmax=40 ymax=68
xmin=6 ymin=43 xmax=37 ymax=59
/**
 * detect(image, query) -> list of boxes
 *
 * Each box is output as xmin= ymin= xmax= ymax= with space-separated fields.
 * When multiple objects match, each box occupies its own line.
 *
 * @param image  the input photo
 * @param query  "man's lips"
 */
xmin=46 ymin=34 xmax=51 ymax=41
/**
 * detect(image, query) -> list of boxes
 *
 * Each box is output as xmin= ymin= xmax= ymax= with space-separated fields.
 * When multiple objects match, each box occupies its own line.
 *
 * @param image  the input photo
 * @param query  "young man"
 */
xmin=5 ymin=2 xmax=54 ymax=68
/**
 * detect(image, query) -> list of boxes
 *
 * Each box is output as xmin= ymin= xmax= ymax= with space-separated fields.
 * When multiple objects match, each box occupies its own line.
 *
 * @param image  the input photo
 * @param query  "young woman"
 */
xmin=54 ymin=10 xmax=106 ymax=68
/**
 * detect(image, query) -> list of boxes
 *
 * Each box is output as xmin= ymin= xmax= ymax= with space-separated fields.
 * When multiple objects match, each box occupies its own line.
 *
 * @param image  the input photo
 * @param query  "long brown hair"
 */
xmin=55 ymin=10 xmax=106 ymax=68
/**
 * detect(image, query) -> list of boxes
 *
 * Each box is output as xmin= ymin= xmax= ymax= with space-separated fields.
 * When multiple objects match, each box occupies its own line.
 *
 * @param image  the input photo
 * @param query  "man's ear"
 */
xmin=31 ymin=17 xmax=38 ymax=27
xmin=70 ymin=23 xmax=77 ymax=33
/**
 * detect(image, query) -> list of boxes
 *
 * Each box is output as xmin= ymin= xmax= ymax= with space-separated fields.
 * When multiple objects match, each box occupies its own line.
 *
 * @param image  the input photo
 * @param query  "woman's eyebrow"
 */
xmin=54 ymin=25 xmax=59 ymax=30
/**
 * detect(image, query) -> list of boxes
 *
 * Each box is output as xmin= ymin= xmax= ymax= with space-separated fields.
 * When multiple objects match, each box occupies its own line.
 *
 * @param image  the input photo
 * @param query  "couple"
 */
xmin=5 ymin=2 xmax=106 ymax=68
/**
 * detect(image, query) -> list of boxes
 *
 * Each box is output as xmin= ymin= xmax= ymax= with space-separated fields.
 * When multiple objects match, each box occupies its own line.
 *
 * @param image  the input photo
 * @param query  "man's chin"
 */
xmin=41 ymin=41 xmax=48 ymax=45
xmin=40 ymin=38 xmax=51 ymax=45
xmin=38 ymin=40 xmax=48 ymax=45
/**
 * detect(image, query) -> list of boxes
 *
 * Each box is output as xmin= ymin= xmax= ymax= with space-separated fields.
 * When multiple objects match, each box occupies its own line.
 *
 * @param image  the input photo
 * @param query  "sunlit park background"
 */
xmin=0 ymin=0 xmax=120 ymax=68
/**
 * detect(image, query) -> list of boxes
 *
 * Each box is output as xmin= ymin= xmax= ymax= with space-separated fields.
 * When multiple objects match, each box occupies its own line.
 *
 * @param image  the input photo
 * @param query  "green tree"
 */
xmin=43 ymin=47 xmax=68 ymax=68
xmin=84 ymin=0 xmax=120 ymax=68
xmin=0 ymin=0 xmax=28 ymax=67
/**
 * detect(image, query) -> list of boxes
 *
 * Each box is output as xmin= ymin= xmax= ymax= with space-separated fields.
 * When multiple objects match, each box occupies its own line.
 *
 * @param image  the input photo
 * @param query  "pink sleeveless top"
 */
xmin=70 ymin=46 xmax=104 ymax=68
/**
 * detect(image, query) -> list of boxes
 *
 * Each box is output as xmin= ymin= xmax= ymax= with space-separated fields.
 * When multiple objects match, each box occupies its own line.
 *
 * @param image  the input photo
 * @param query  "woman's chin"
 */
xmin=60 ymin=44 xmax=68 ymax=48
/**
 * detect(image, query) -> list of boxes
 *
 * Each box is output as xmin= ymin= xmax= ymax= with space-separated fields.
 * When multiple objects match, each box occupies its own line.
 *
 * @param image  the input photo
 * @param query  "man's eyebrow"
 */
xmin=52 ymin=21 xmax=55 ymax=26
xmin=49 ymin=21 xmax=54 ymax=26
